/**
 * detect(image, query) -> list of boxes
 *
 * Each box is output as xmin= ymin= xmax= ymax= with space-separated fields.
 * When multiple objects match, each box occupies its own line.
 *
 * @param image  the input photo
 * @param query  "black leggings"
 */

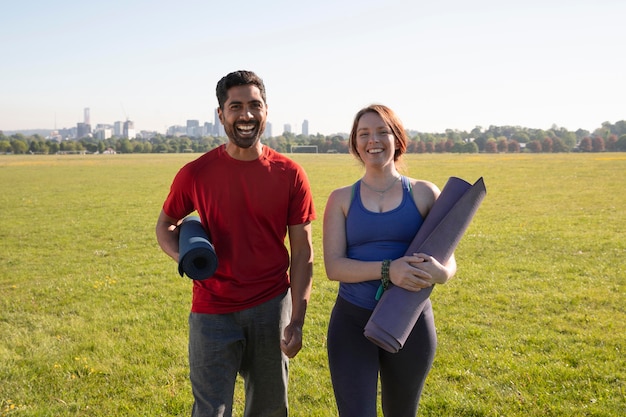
xmin=327 ymin=296 xmax=437 ymax=417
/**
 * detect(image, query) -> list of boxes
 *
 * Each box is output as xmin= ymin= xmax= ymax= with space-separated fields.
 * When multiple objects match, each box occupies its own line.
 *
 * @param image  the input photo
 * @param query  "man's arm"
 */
xmin=155 ymin=209 xmax=181 ymax=262
xmin=281 ymin=221 xmax=313 ymax=358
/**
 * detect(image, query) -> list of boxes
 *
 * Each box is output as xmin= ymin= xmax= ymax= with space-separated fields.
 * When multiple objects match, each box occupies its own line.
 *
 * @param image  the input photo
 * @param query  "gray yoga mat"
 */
xmin=178 ymin=216 xmax=218 ymax=280
xmin=363 ymin=177 xmax=486 ymax=352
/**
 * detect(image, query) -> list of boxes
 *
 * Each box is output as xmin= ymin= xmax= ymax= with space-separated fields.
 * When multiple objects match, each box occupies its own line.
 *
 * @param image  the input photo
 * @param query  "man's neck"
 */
xmin=224 ymin=142 xmax=264 ymax=161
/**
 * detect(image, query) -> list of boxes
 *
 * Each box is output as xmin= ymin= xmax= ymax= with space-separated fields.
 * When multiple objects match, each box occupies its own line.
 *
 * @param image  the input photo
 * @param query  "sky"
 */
xmin=1 ymin=0 xmax=624 ymax=136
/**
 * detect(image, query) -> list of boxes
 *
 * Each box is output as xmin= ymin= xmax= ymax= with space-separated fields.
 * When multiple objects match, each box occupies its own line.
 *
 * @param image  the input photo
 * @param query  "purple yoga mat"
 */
xmin=363 ymin=176 xmax=486 ymax=352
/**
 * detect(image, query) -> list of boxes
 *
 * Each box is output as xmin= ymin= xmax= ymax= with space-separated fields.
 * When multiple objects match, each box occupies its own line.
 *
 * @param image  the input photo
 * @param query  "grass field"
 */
xmin=1 ymin=152 xmax=624 ymax=416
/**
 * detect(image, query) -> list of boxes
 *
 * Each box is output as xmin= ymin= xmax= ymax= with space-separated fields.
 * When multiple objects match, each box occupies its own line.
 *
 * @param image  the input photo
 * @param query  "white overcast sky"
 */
xmin=1 ymin=0 xmax=624 ymax=135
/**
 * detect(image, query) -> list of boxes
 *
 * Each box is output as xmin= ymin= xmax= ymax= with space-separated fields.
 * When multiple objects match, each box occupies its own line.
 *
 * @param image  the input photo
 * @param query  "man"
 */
xmin=155 ymin=70 xmax=316 ymax=417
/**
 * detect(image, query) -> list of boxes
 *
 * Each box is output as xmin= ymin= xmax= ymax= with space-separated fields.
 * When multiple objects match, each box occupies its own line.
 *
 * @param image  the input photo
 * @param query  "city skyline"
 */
xmin=3 ymin=106 xmax=314 ymax=141
xmin=1 ymin=1 xmax=624 ymax=135
xmin=1 ymin=106 xmax=318 ymax=137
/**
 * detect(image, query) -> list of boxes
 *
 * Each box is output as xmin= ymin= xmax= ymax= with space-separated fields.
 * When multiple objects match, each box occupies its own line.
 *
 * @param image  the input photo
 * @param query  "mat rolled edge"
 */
xmin=177 ymin=216 xmax=218 ymax=280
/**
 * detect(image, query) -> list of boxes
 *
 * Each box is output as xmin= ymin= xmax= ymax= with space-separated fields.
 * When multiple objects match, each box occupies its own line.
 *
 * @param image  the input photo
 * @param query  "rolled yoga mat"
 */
xmin=363 ymin=177 xmax=486 ymax=352
xmin=178 ymin=216 xmax=218 ymax=280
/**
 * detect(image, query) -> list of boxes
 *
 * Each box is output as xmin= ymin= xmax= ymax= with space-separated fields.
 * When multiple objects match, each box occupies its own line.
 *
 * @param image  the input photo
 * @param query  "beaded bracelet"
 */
xmin=375 ymin=259 xmax=392 ymax=300
xmin=381 ymin=259 xmax=391 ymax=289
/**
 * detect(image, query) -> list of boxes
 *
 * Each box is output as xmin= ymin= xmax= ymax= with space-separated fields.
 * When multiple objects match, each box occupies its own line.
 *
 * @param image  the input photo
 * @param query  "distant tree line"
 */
xmin=2 ymin=121 xmax=626 ymax=155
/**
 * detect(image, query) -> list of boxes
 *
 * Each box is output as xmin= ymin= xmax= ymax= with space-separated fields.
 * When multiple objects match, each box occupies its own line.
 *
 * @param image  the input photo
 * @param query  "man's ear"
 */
xmin=217 ymin=107 xmax=224 ymax=124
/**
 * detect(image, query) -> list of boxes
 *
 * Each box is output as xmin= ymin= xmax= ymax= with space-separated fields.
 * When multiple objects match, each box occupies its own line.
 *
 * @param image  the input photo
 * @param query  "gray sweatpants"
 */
xmin=188 ymin=291 xmax=291 ymax=417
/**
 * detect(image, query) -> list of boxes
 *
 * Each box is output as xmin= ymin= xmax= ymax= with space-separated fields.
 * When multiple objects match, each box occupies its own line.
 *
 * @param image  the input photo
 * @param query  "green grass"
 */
xmin=1 ymin=153 xmax=624 ymax=416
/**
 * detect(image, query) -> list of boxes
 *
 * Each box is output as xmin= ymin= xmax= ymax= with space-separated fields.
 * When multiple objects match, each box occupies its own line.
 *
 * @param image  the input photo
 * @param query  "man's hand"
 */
xmin=280 ymin=322 xmax=303 ymax=358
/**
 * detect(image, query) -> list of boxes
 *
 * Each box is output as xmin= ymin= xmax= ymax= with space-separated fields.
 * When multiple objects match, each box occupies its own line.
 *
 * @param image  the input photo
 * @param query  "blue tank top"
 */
xmin=338 ymin=176 xmax=424 ymax=310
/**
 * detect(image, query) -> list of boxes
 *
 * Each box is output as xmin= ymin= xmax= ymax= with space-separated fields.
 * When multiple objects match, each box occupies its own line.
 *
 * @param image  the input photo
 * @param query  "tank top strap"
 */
xmin=350 ymin=181 xmax=360 ymax=203
xmin=401 ymin=175 xmax=414 ymax=196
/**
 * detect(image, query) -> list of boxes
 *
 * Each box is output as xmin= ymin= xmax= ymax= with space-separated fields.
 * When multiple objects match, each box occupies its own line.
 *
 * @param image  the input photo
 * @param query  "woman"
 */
xmin=323 ymin=104 xmax=457 ymax=416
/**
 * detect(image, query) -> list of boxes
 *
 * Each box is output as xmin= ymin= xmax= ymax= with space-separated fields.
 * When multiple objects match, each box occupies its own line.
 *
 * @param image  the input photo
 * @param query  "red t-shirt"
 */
xmin=163 ymin=145 xmax=316 ymax=314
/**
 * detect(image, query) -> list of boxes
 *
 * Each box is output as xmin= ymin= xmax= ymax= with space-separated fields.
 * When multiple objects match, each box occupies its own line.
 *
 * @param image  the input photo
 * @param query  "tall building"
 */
xmin=77 ymin=107 xmax=92 ymax=138
xmin=214 ymin=108 xmax=225 ymax=137
xmin=76 ymin=122 xmax=90 ymax=139
xmin=302 ymin=119 xmax=309 ymax=136
xmin=186 ymin=120 xmax=200 ymax=137
xmin=283 ymin=124 xmax=292 ymax=134
xmin=95 ymin=128 xmax=112 ymax=140
xmin=123 ymin=120 xmax=135 ymax=139
xmin=114 ymin=121 xmax=123 ymax=137
xmin=264 ymin=121 xmax=273 ymax=138
xmin=94 ymin=124 xmax=113 ymax=140
xmin=204 ymin=122 xmax=213 ymax=137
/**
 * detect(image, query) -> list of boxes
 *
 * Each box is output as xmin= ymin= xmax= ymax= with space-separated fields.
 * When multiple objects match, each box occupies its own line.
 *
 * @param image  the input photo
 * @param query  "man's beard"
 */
xmin=225 ymin=121 xmax=265 ymax=149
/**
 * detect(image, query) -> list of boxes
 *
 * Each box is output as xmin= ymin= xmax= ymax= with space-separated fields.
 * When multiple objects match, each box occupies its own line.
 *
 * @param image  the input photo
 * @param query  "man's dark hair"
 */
xmin=216 ymin=70 xmax=267 ymax=110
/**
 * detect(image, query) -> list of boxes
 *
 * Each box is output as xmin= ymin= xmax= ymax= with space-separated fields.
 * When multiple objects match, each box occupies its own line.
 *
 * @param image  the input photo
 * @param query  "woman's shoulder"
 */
xmin=326 ymin=184 xmax=356 ymax=211
xmin=407 ymin=178 xmax=440 ymax=196
xmin=406 ymin=177 xmax=440 ymax=216
xmin=328 ymin=184 xmax=354 ymax=201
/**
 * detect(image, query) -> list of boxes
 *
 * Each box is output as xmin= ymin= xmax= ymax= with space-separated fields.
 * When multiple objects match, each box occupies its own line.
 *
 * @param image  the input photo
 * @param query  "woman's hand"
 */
xmin=388 ymin=255 xmax=432 ymax=291
xmin=389 ymin=253 xmax=454 ymax=291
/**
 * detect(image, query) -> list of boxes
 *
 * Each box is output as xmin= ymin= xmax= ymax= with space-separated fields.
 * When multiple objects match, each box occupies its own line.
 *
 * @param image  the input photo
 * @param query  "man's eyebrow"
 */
xmin=229 ymin=99 xmax=263 ymax=105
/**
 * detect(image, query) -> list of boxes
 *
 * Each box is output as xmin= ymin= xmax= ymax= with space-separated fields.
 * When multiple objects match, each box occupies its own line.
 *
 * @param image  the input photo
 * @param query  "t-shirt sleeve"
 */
xmin=162 ymin=164 xmax=196 ymax=220
xmin=288 ymin=166 xmax=316 ymax=225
